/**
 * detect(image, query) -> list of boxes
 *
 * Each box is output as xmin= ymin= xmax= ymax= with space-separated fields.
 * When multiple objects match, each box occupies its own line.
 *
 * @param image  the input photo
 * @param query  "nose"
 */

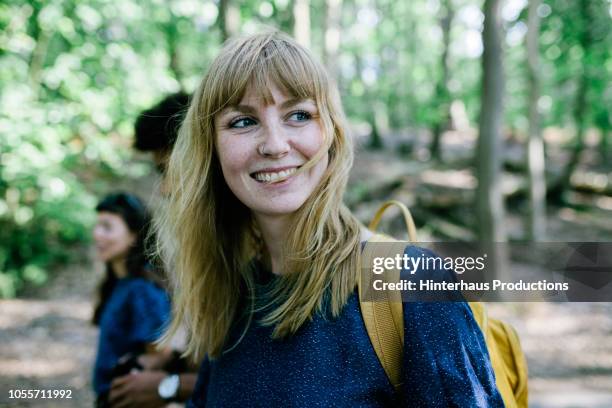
xmin=259 ymin=122 xmax=290 ymax=158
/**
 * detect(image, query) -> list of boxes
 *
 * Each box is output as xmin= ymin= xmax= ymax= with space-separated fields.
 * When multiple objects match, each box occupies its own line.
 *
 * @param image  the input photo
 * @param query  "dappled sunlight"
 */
xmin=0 ymin=300 xmax=92 ymax=330
xmin=0 ymin=359 xmax=77 ymax=378
xmin=530 ymin=384 xmax=612 ymax=408
xmin=595 ymin=196 xmax=612 ymax=211
xmin=489 ymin=303 xmax=612 ymax=407
xmin=420 ymin=169 xmax=476 ymax=189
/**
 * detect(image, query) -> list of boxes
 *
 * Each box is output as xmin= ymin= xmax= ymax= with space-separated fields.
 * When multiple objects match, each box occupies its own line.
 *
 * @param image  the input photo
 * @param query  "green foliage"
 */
xmin=500 ymin=0 xmax=611 ymax=134
xmin=0 ymin=0 xmax=609 ymax=296
xmin=0 ymin=0 xmax=219 ymax=296
xmin=0 ymin=86 xmax=98 ymax=296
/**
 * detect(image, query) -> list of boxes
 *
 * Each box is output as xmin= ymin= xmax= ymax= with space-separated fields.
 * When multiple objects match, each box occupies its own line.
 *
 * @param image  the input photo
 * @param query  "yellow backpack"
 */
xmin=358 ymin=200 xmax=528 ymax=407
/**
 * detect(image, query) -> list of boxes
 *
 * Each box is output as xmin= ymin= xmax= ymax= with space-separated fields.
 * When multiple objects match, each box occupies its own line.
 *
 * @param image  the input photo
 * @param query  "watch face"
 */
xmin=159 ymin=374 xmax=180 ymax=399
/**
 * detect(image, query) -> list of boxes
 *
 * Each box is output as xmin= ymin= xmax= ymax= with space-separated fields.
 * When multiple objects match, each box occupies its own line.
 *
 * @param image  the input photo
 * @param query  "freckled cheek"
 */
xmin=302 ymin=125 xmax=326 ymax=157
xmin=216 ymin=140 xmax=254 ymax=180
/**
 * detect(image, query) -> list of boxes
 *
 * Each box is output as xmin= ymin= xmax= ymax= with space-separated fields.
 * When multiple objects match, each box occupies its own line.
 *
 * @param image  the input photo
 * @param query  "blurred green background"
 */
xmin=0 ymin=0 xmax=610 ymax=296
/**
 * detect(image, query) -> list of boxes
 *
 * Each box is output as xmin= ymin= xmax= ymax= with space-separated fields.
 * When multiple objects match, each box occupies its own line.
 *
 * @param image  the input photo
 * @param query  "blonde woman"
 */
xmin=156 ymin=31 xmax=503 ymax=407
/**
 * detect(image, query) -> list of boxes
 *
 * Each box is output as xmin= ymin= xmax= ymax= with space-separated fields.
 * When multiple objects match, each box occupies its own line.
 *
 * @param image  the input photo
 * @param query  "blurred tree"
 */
xmin=275 ymin=0 xmax=296 ymax=34
xmin=429 ymin=0 xmax=454 ymax=161
xmin=162 ymin=19 xmax=186 ymax=91
xmin=476 ymin=0 xmax=507 ymax=277
xmin=546 ymin=0 xmax=608 ymax=203
xmin=526 ymin=0 xmax=546 ymax=240
xmin=323 ymin=0 xmax=342 ymax=81
xmin=293 ymin=0 xmax=310 ymax=47
xmin=219 ymin=0 xmax=240 ymax=42
xmin=601 ymin=130 xmax=611 ymax=164
xmin=365 ymin=0 xmax=384 ymax=150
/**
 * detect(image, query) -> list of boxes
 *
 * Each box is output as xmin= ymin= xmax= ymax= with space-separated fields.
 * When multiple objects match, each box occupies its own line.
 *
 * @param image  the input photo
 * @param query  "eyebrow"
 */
xmin=279 ymin=98 xmax=314 ymax=109
xmin=224 ymin=98 xmax=315 ymax=115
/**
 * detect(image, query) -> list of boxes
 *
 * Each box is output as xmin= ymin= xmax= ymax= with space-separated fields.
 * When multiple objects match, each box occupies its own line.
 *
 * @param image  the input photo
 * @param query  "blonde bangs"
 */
xmin=204 ymin=32 xmax=325 ymax=118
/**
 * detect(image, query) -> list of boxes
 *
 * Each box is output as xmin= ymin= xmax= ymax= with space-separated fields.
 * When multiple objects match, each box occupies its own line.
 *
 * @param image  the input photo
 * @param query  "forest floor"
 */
xmin=1 ymin=144 xmax=611 ymax=407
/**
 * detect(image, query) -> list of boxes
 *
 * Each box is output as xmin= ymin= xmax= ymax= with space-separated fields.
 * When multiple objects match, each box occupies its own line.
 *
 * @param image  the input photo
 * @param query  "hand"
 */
xmin=108 ymin=370 xmax=167 ymax=408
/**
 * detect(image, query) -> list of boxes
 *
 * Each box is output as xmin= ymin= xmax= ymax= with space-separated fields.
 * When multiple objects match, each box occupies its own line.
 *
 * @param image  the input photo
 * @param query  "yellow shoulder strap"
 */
xmin=358 ymin=233 xmax=404 ymax=392
xmin=358 ymin=200 xmax=417 ymax=392
xmin=369 ymin=200 xmax=418 ymax=242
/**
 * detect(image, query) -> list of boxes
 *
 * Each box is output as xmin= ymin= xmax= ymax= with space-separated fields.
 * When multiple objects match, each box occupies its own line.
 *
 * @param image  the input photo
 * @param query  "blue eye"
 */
xmin=288 ymin=111 xmax=312 ymax=122
xmin=229 ymin=117 xmax=256 ymax=128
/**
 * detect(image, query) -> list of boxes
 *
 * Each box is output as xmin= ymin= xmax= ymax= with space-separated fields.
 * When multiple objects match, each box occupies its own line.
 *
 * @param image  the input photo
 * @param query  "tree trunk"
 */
xmin=548 ymin=0 xmax=591 ymax=203
xmin=355 ymin=52 xmax=383 ymax=149
xmin=293 ymin=0 xmax=311 ymax=47
xmin=602 ymin=131 xmax=611 ymax=163
xmin=368 ymin=115 xmax=383 ymax=149
xmin=406 ymin=9 xmax=417 ymax=125
xmin=218 ymin=0 xmax=239 ymax=42
xmin=550 ymin=80 xmax=587 ymax=201
xmin=164 ymin=22 xmax=185 ymax=91
xmin=430 ymin=0 xmax=454 ymax=161
xmin=27 ymin=3 xmax=51 ymax=98
xmin=526 ymin=0 xmax=546 ymax=240
xmin=477 ymin=0 xmax=507 ymax=279
xmin=324 ymin=0 xmax=343 ymax=82
xmin=277 ymin=0 xmax=296 ymax=35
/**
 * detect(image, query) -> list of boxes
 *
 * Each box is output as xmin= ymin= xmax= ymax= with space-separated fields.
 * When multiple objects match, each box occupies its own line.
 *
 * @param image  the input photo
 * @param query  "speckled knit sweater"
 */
xmin=188 ymin=247 xmax=504 ymax=408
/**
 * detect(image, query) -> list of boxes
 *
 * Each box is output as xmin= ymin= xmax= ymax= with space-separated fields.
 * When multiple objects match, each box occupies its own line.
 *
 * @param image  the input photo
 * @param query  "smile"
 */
xmin=251 ymin=166 xmax=299 ymax=183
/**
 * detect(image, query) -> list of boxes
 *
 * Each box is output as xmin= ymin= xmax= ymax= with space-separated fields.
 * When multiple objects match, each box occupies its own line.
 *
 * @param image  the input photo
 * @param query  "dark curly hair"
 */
xmin=133 ymin=92 xmax=190 ymax=153
xmin=92 ymin=192 xmax=164 ymax=325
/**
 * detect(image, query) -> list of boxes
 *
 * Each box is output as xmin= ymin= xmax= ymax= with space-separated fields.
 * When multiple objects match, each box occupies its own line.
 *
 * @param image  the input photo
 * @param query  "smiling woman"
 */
xmin=91 ymin=192 xmax=170 ymax=406
xmin=154 ymin=31 xmax=504 ymax=407
xmin=215 ymin=86 xmax=328 ymax=218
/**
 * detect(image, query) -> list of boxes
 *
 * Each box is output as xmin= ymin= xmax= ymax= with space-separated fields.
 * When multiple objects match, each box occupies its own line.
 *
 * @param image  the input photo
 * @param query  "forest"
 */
xmin=1 ymin=0 xmax=610 ymax=296
xmin=1 ymin=0 xmax=611 ymax=406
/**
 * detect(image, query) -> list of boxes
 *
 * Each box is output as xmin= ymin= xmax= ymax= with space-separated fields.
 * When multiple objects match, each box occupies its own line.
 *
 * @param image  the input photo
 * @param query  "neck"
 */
xmin=254 ymin=213 xmax=292 ymax=275
xmin=111 ymin=258 xmax=129 ymax=279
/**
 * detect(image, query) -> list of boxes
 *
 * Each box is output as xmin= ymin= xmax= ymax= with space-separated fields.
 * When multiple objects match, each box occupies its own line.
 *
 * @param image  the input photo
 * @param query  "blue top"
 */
xmin=93 ymin=277 xmax=171 ymax=395
xmin=188 ymin=246 xmax=504 ymax=407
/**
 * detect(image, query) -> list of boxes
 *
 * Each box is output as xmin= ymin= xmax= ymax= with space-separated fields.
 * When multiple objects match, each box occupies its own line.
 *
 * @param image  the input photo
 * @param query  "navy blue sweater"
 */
xmin=188 ymin=249 xmax=504 ymax=407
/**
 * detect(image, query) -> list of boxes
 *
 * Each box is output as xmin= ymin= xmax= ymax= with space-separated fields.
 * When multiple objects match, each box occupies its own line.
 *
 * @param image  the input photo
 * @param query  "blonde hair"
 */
xmin=155 ymin=31 xmax=362 ymax=361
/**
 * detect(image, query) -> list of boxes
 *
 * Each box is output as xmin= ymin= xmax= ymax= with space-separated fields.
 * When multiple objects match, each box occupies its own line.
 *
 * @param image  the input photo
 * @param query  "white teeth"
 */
xmin=254 ymin=167 xmax=298 ymax=183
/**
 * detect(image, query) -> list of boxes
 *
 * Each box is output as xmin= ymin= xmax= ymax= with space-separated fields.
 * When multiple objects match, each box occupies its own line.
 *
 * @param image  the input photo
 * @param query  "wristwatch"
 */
xmin=158 ymin=374 xmax=180 ymax=402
